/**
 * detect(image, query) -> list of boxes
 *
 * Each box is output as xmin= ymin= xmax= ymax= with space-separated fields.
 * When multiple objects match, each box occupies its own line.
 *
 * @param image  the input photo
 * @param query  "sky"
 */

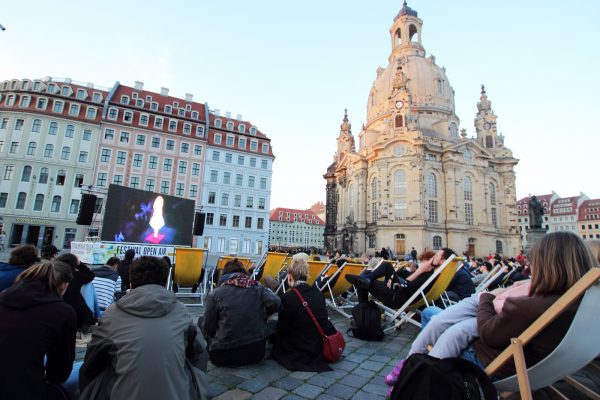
xmin=1 ymin=0 xmax=599 ymax=209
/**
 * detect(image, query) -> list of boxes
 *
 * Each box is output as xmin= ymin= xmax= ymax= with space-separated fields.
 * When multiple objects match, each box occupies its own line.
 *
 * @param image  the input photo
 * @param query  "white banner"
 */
xmin=70 ymin=241 xmax=180 ymax=265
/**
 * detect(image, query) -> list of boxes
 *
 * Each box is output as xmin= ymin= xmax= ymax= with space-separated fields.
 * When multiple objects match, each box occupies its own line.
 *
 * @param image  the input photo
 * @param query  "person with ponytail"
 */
xmin=0 ymin=261 xmax=77 ymax=400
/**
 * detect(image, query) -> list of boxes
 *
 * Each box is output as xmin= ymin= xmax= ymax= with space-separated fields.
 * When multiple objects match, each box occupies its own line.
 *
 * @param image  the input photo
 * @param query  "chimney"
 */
xmin=134 ymin=81 xmax=144 ymax=90
xmin=185 ymin=93 xmax=193 ymax=102
xmin=236 ymin=114 xmax=242 ymax=120
xmin=160 ymin=87 xmax=169 ymax=96
xmin=226 ymin=111 xmax=231 ymax=118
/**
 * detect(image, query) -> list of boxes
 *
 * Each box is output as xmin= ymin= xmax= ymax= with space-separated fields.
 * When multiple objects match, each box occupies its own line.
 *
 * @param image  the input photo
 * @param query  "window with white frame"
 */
xmin=104 ymin=128 xmax=114 ymax=140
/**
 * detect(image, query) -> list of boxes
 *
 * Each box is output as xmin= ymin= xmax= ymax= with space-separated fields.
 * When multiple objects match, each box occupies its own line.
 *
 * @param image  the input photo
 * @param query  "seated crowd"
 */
xmin=0 ymin=231 xmax=599 ymax=399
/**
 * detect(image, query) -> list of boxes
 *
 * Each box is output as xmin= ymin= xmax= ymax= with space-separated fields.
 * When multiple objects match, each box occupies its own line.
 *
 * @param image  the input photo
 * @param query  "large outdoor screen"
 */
xmin=101 ymin=184 xmax=195 ymax=247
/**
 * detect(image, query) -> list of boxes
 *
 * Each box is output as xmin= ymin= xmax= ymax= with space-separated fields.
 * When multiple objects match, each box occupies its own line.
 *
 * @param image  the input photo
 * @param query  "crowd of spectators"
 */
xmin=0 ymin=231 xmax=598 ymax=399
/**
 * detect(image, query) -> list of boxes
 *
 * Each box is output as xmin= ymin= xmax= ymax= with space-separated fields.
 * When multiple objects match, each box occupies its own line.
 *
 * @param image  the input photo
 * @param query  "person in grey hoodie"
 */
xmin=80 ymin=256 xmax=208 ymax=400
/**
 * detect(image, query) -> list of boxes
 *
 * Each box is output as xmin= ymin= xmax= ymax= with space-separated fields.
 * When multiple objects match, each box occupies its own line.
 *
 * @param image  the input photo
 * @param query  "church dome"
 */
xmin=366 ymin=55 xmax=455 ymax=125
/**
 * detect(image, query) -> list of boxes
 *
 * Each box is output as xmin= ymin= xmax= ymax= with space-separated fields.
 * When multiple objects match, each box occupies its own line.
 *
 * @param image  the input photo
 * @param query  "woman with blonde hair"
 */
xmin=272 ymin=258 xmax=338 ymax=371
xmin=0 ymin=261 xmax=77 ymax=399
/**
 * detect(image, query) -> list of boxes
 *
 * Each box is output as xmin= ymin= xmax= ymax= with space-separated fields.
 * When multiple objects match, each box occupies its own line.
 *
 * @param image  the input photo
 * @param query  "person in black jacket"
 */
xmin=0 ymin=260 xmax=77 ymax=400
xmin=56 ymin=253 xmax=96 ymax=332
xmin=201 ymin=258 xmax=280 ymax=367
xmin=117 ymin=249 xmax=136 ymax=291
xmin=272 ymin=258 xmax=337 ymax=372
xmin=346 ymin=248 xmax=456 ymax=309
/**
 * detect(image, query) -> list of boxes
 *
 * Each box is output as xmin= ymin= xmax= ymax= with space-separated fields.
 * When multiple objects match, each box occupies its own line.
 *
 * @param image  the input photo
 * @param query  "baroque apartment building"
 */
xmin=200 ymin=111 xmax=274 ymax=258
xmin=0 ymin=78 xmax=106 ymax=249
xmin=91 ymin=82 xmax=209 ymax=243
xmin=268 ymin=207 xmax=325 ymax=250
xmin=0 ymin=77 xmax=274 ymax=252
xmin=579 ymin=199 xmax=600 ymax=240
xmin=324 ymin=3 xmax=520 ymax=257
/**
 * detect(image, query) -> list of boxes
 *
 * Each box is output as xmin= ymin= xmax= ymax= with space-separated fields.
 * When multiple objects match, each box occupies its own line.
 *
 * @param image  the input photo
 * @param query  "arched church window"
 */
xmin=489 ymin=183 xmax=496 ymax=205
xmin=463 ymin=176 xmax=472 ymax=201
xmin=428 ymin=173 xmax=437 ymax=198
xmin=395 ymin=114 xmax=403 ymax=128
xmin=409 ymin=24 xmax=418 ymax=42
xmin=449 ymin=122 xmax=458 ymax=139
xmin=485 ymin=135 xmax=494 ymax=148
xmin=394 ymin=170 xmax=406 ymax=195
xmin=436 ymin=80 xmax=443 ymax=96
xmin=395 ymin=28 xmax=401 ymax=46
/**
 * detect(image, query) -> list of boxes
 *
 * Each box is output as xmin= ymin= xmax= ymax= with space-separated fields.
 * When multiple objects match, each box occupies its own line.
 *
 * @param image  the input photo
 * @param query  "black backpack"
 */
xmin=348 ymin=300 xmax=384 ymax=341
xmin=390 ymin=354 xmax=497 ymax=400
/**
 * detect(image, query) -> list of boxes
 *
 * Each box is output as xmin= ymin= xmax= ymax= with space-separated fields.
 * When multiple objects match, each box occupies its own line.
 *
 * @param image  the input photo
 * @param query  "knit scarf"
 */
xmin=219 ymin=272 xmax=258 ymax=289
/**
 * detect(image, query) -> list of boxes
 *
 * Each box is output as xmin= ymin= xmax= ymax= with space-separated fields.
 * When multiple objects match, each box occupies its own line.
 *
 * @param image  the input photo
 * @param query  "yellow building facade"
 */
xmin=324 ymin=3 xmax=520 ymax=257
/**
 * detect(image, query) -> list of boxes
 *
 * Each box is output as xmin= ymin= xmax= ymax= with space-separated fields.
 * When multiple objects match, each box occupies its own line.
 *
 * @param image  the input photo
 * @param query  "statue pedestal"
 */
xmin=525 ymin=228 xmax=548 ymax=253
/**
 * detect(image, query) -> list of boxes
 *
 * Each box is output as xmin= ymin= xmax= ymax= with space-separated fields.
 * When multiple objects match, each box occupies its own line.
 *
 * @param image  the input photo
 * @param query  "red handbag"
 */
xmin=293 ymin=288 xmax=345 ymax=363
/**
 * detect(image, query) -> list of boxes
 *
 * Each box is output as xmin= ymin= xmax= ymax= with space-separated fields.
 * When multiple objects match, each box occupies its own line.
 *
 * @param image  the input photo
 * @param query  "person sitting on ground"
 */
xmin=345 ymin=248 xmax=455 ymax=310
xmin=0 ymin=260 xmax=77 ymax=400
xmin=272 ymin=257 xmax=338 ymax=372
xmin=56 ymin=253 xmax=96 ymax=333
xmin=0 ymin=244 xmax=40 ymax=291
xmin=384 ymin=231 xmax=597 ymax=391
xmin=201 ymin=258 xmax=280 ymax=367
xmin=117 ymin=249 xmax=136 ymax=291
xmin=80 ymin=256 xmax=208 ymax=400
xmin=41 ymin=244 xmax=59 ymax=261
xmin=91 ymin=257 xmax=122 ymax=314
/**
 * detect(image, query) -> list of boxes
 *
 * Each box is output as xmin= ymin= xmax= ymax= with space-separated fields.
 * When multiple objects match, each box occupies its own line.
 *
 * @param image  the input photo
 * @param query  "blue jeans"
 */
xmin=421 ymin=305 xmax=444 ymax=328
xmin=460 ymin=345 xmax=485 ymax=369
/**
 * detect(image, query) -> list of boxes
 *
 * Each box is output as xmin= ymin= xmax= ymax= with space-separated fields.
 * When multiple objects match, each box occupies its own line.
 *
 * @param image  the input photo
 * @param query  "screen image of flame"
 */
xmin=146 ymin=196 xmax=165 ymax=243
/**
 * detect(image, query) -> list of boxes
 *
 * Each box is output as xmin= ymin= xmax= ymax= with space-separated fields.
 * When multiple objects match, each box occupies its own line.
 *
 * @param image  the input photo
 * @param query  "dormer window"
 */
xmin=120 ymin=95 xmax=129 ymax=104
xmin=61 ymin=86 xmax=70 ymax=96
xmin=226 ymin=121 xmax=234 ymax=131
xmin=249 ymin=127 xmax=256 ymax=135
xmin=238 ymin=124 xmax=245 ymax=133
xmin=136 ymin=99 xmax=144 ymax=107
xmin=215 ymin=119 xmax=222 ymax=128
xmin=76 ymin=89 xmax=86 ymax=100
xmin=165 ymin=105 xmax=172 ymax=114
xmin=92 ymin=92 xmax=102 ymax=103
xmin=191 ymin=111 xmax=199 ymax=119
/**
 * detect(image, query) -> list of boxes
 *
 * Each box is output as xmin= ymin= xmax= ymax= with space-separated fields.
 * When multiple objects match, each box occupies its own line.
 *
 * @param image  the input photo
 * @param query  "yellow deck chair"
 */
xmin=306 ymin=260 xmax=331 ymax=286
xmin=168 ymin=248 xmax=207 ymax=306
xmin=377 ymin=255 xmax=461 ymax=331
xmin=319 ymin=262 xmax=367 ymax=318
xmin=257 ymin=252 xmax=289 ymax=286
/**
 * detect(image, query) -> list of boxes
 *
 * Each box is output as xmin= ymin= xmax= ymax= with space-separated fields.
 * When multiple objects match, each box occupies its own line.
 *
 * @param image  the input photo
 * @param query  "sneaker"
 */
xmin=345 ymin=274 xmax=370 ymax=290
xmin=384 ymin=359 xmax=405 ymax=386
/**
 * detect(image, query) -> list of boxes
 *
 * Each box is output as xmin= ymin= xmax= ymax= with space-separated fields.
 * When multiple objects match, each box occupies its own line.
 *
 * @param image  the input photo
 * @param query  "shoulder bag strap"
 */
xmin=293 ymin=288 xmax=326 ymax=338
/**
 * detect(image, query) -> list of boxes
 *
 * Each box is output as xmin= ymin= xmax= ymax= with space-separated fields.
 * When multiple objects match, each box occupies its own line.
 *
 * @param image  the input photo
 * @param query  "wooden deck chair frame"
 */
xmin=485 ymin=268 xmax=600 ymax=400
xmin=319 ymin=261 xmax=367 ymax=318
xmin=498 ymin=266 xmax=517 ymax=288
xmin=167 ymin=248 xmax=208 ymax=306
xmin=375 ymin=255 xmax=459 ymax=332
xmin=475 ymin=264 xmax=501 ymax=292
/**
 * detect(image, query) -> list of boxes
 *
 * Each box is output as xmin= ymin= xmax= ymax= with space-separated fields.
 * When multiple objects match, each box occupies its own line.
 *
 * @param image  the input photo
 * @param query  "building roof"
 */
xmin=550 ymin=196 xmax=580 ymax=217
xmin=578 ymin=199 xmax=600 ymax=221
xmin=516 ymin=194 xmax=555 ymax=216
xmin=269 ymin=207 xmax=325 ymax=225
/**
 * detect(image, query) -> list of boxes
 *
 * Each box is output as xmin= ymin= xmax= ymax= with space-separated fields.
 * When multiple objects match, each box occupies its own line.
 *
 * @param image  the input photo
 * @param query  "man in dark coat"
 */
xmin=117 ymin=249 xmax=136 ymax=291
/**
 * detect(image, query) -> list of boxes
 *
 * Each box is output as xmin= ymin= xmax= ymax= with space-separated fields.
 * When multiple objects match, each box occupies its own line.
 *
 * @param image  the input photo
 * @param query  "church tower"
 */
xmin=336 ymin=109 xmax=355 ymax=162
xmin=475 ymin=85 xmax=501 ymax=149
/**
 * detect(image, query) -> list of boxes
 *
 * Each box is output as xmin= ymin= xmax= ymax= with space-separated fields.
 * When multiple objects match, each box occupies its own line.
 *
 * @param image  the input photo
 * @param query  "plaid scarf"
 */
xmin=220 ymin=272 xmax=259 ymax=288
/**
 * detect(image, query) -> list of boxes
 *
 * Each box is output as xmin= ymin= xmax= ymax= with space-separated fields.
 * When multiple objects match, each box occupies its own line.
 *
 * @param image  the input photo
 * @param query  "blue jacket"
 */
xmin=0 ymin=262 xmax=28 ymax=292
xmin=447 ymin=264 xmax=476 ymax=299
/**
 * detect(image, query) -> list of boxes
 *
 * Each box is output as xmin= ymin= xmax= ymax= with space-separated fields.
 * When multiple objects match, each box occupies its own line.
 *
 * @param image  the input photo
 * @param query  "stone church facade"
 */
xmin=324 ymin=2 xmax=520 ymax=257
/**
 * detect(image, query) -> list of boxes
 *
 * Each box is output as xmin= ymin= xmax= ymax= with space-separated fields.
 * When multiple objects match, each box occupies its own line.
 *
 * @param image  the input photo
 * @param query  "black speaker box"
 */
xmin=77 ymin=194 xmax=97 ymax=225
xmin=193 ymin=212 xmax=206 ymax=236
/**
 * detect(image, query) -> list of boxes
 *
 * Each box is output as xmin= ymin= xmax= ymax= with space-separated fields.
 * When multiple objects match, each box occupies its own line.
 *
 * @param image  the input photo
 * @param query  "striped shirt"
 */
xmin=91 ymin=266 xmax=122 ymax=310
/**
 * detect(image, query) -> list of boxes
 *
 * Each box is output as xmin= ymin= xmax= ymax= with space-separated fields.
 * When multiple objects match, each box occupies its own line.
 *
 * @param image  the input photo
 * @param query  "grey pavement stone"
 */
xmin=273 ymin=377 xmax=304 ymax=391
xmin=251 ymin=386 xmax=287 ymax=400
xmin=363 ymin=381 xmax=389 ymax=397
xmin=324 ymin=383 xmax=357 ymax=399
xmin=352 ymin=368 xmax=378 ymax=379
xmin=369 ymin=354 xmax=393 ymax=364
xmin=344 ymin=352 xmax=369 ymax=363
xmin=213 ymin=388 xmax=252 ymax=400
xmin=316 ymin=395 xmax=342 ymax=400
xmin=207 ymin=383 xmax=228 ymax=398
xmin=216 ymin=373 xmax=247 ymax=387
xmin=238 ymin=377 xmax=271 ymax=393
xmin=319 ymin=369 xmax=347 ymax=380
xmin=307 ymin=374 xmax=338 ymax=388
xmin=360 ymin=360 xmax=386 ymax=372
xmin=281 ymin=395 xmax=305 ymax=400
xmin=289 ymin=371 xmax=317 ymax=380
xmin=339 ymin=373 xmax=370 ymax=389
xmin=232 ymin=367 xmax=263 ymax=379
xmin=352 ymin=390 xmax=386 ymax=400
xmin=293 ymin=383 xmax=325 ymax=398
xmin=334 ymin=360 xmax=359 ymax=372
